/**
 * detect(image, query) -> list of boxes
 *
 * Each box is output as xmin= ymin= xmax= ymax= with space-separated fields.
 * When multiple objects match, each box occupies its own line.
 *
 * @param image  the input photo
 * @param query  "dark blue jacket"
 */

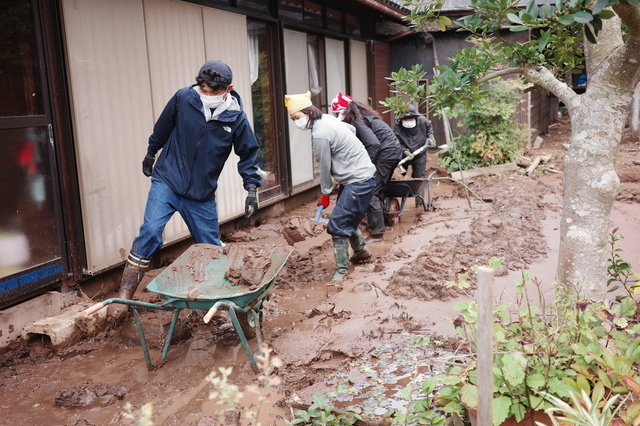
xmin=147 ymin=85 xmax=260 ymax=201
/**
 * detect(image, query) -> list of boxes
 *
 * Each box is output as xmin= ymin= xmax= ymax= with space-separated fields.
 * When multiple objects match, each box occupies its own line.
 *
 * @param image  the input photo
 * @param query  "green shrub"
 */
xmin=438 ymin=79 xmax=533 ymax=173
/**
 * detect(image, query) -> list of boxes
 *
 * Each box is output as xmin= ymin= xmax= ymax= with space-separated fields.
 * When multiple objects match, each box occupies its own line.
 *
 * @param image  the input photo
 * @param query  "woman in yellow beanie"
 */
xmin=284 ymin=91 xmax=376 ymax=281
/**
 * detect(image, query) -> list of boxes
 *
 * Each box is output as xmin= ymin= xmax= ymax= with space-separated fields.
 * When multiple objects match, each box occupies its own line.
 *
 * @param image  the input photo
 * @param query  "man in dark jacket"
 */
xmin=108 ymin=60 xmax=261 ymax=319
xmin=333 ymin=93 xmax=404 ymax=242
xmin=393 ymin=109 xmax=434 ymax=204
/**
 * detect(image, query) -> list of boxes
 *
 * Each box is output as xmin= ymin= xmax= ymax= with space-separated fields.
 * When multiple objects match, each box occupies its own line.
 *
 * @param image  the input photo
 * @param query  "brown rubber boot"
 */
xmin=349 ymin=229 xmax=371 ymax=264
xmin=107 ymin=260 xmax=146 ymax=320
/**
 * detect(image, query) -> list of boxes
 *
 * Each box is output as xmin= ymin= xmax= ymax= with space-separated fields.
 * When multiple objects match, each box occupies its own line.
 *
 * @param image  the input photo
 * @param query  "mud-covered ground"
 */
xmin=1 ymin=116 xmax=640 ymax=425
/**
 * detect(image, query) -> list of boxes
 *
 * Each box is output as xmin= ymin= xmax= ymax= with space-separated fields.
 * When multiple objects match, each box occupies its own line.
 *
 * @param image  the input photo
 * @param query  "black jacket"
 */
xmin=352 ymin=116 xmax=403 ymax=164
xmin=394 ymin=114 xmax=434 ymax=154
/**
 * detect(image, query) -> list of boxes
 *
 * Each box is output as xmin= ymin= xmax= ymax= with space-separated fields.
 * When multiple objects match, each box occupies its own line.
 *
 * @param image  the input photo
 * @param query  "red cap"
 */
xmin=331 ymin=92 xmax=353 ymax=113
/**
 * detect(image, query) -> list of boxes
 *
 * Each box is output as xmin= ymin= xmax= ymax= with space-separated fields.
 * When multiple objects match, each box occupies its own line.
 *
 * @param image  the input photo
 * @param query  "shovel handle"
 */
xmin=83 ymin=302 xmax=105 ymax=316
xmin=203 ymin=307 xmax=219 ymax=324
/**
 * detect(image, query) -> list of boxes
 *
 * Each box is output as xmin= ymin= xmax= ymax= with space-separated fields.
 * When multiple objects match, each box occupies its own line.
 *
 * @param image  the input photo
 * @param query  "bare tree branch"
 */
xmin=520 ymin=66 xmax=578 ymax=111
xmin=475 ymin=68 xmax=521 ymax=84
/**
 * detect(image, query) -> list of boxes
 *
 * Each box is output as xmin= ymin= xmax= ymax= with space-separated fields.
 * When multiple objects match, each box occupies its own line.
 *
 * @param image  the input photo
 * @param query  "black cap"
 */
xmin=402 ymin=108 xmax=419 ymax=119
xmin=198 ymin=60 xmax=233 ymax=85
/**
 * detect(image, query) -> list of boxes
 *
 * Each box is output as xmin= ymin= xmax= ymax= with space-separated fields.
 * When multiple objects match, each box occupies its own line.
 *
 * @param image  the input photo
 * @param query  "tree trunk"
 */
xmin=557 ymin=94 xmax=625 ymax=300
xmin=555 ymin=10 xmax=640 ymax=299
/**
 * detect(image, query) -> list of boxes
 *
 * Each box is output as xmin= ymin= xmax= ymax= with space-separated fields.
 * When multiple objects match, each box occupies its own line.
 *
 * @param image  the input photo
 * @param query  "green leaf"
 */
xmin=538 ymin=30 xmax=550 ymax=52
xmin=521 ymin=12 xmax=534 ymax=22
xmin=507 ymin=13 xmax=522 ymax=24
xmin=573 ymin=11 xmax=593 ymax=23
xmin=598 ymin=9 xmax=615 ymax=18
xmin=584 ymin=24 xmax=597 ymax=43
xmin=592 ymin=0 xmax=609 ymax=14
xmin=558 ymin=14 xmax=575 ymax=25
xmin=501 ymin=353 xmax=526 ymax=387
xmin=460 ymin=384 xmax=478 ymax=407
xmin=526 ymin=373 xmax=546 ymax=389
xmin=493 ymin=396 xmax=513 ymax=426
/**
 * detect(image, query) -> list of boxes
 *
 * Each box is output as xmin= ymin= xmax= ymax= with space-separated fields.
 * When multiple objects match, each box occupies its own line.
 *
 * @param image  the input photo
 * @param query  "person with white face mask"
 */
xmin=393 ymin=108 xmax=435 ymax=205
xmin=285 ymin=91 xmax=376 ymax=282
xmin=108 ymin=60 xmax=261 ymax=321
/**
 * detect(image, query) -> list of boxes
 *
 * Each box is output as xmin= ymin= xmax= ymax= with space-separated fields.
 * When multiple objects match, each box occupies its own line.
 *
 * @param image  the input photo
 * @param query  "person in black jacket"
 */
xmin=393 ymin=109 xmax=434 ymax=205
xmin=108 ymin=60 xmax=261 ymax=320
xmin=332 ymin=93 xmax=403 ymax=242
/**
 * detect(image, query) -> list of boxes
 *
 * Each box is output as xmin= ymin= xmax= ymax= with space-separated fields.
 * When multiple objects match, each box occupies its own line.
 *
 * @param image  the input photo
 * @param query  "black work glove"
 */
xmin=142 ymin=154 xmax=155 ymax=177
xmin=245 ymin=188 xmax=258 ymax=218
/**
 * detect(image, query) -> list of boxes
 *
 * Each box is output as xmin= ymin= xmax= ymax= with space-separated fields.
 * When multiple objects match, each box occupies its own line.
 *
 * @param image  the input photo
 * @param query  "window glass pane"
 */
xmin=346 ymin=13 xmax=361 ymax=37
xmin=237 ymin=0 xmax=269 ymax=14
xmin=326 ymin=8 xmax=343 ymax=33
xmin=278 ymin=0 xmax=302 ymax=20
xmin=304 ymin=1 xmax=322 ymax=27
xmin=307 ymin=34 xmax=326 ymax=112
xmin=0 ymin=127 xmax=59 ymax=278
xmin=0 ymin=0 xmax=43 ymax=117
xmin=247 ymin=21 xmax=279 ymax=191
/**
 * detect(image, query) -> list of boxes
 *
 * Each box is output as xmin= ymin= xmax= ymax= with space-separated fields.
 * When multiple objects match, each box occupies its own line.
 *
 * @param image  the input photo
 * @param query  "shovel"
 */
xmin=315 ymin=206 xmax=329 ymax=223
xmin=395 ymin=138 xmax=433 ymax=175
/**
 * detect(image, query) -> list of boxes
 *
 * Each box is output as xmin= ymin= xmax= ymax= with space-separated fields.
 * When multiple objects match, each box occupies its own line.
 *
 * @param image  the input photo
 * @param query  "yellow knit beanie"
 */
xmin=284 ymin=91 xmax=313 ymax=115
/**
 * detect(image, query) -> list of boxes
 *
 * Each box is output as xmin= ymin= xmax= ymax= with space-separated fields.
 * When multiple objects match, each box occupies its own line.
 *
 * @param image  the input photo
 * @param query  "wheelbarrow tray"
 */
xmin=84 ymin=243 xmax=295 ymax=370
xmin=383 ymin=174 xmax=436 ymax=221
xmin=147 ymin=243 xmax=294 ymax=310
xmin=384 ymin=178 xmax=430 ymax=198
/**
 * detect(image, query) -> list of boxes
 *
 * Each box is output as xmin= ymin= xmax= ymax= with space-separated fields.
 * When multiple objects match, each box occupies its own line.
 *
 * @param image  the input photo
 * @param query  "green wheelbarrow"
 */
xmin=83 ymin=243 xmax=295 ymax=371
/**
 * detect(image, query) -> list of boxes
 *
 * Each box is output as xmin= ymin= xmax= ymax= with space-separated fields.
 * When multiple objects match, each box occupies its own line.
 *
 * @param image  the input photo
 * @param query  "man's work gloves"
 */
xmin=403 ymin=149 xmax=415 ymax=161
xmin=245 ymin=188 xmax=258 ymax=218
xmin=142 ymin=154 xmax=155 ymax=177
xmin=317 ymin=194 xmax=330 ymax=209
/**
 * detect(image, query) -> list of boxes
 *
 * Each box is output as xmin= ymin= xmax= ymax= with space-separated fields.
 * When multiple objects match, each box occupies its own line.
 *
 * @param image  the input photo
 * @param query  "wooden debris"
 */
xmin=526 ymin=154 xmax=552 ymax=176
xmin=516 ymin=155 xmax=532 ymax=168
xmin=532 ymin=136 xmax=544 ymax=149
xmin=450 ymin=162 xmax=518 ymax=180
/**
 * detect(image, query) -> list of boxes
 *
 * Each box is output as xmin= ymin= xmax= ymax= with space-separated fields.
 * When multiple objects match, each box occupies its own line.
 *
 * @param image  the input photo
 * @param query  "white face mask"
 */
xmin=200 ymin=92 xmax=225 ymax=109
xmin=402 ymin=119 xmax=417 ymax=129
xmin=294 ymin=115 xmax=309 ymax=130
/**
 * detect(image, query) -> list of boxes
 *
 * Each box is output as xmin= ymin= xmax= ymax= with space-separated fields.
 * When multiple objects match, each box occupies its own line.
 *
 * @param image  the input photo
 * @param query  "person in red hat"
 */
xmin=331 ymin=93 xmax=403 ymax=243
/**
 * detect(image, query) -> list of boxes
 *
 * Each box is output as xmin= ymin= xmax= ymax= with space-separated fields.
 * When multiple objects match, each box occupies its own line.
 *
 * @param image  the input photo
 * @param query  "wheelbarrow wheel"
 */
xmin=237 ymin=309 xmax=263 ymax=339
xmin=384 ymin=198 xmax=401 ymax=226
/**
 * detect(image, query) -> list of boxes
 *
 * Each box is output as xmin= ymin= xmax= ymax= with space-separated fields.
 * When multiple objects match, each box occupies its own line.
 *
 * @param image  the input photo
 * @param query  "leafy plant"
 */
xmin=123 ymin=402 xmax=154 ymax=426
xmin=288 ymin=393 xmax=363 ymax=425
xmin=539 ymin=388 xmax=625 ymax=425
xmin=206 ymin=344 xmax=283 ymax=426
xmin=606 ymin=228 xmax=640 ymax=303
xmin=425 ymin=254 xmax=640 ymax=426
xmin=437 ymin=79 xmax=532 ymax=173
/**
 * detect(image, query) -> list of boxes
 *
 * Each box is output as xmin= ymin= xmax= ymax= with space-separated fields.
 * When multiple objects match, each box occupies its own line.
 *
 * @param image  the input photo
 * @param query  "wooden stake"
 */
xmin=476 ymin=266 xmax=494 ymax=426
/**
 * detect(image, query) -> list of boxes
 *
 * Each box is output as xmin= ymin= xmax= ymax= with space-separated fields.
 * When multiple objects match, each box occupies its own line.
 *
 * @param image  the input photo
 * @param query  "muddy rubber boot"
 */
xmin=107 ymin=261 xmax=146 ymax=320
xmin=349 ymin=229 xmax=372 ymax=263
xmin=331 ymin=235 xmax=350 ymax=281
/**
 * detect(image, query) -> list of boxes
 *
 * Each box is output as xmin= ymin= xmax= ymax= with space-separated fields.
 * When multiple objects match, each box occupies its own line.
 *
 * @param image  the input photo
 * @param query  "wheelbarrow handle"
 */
xmin=203 ymin=307 xmax=219 ymax=324
xmin=83 ymin=302 xmax=105 ymax=316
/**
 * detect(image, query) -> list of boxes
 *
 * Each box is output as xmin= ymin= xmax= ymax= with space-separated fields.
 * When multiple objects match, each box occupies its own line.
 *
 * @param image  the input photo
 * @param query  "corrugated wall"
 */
xmin=61 ymin=0 xmax=154 ymax=272
xmin=349 ymin=40 xmax=368 ymax=103
xmin=62 ymin=0 xmax=253 ymax=273
xmin=283 ymin=29 xmax=314 ymax=187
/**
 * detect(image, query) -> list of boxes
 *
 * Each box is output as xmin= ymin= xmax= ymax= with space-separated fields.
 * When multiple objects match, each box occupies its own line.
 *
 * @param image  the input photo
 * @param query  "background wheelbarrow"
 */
xmin=83 ymin=243 xmax=295 ymax=371
xmin=383 ymin=171 xmax=436 ymax=225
